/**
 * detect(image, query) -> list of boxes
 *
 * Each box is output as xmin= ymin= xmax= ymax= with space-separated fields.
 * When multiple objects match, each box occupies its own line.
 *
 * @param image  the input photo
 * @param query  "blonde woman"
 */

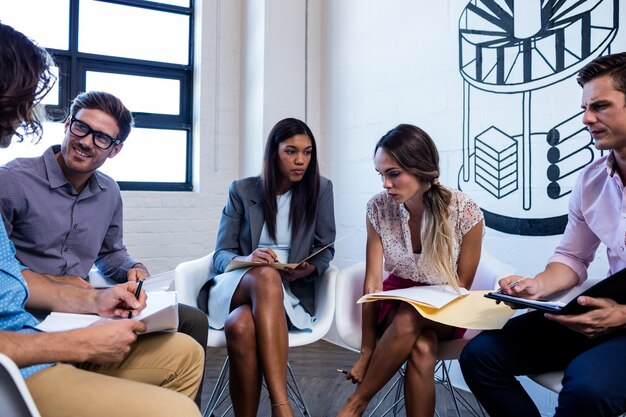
xmin=337 ymin=124 xmax=484 ymax=417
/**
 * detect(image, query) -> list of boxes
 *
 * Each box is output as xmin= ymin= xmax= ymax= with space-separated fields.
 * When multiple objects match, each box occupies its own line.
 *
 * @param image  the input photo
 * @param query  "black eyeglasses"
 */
xmin=69 ymin=118 xmax=121 ymax=150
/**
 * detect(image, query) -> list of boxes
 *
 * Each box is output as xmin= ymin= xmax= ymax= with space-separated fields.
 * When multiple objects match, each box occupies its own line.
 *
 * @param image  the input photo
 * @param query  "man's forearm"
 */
xmin=535 ymin=262 xmax=580 ymax=298
xmin=96 ymin=251 xmax=138 ymax=282
xmin=23 ymin=270 xmax=98 ymax=313
xmin=0 ymin=330 xmax=87 ymax=367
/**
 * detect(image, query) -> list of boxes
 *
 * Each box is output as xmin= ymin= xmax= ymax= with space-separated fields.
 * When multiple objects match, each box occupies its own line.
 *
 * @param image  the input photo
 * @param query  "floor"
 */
xmin=199 ymin=339 xmax=486 ymax=417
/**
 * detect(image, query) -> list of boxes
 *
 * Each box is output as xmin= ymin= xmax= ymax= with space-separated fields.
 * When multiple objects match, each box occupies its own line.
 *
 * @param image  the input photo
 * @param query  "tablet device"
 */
xmin=484 ymin=267 xmax=626 ymax=315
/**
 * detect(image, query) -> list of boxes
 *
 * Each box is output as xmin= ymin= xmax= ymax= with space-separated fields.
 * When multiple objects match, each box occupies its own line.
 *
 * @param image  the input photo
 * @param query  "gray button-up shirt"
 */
xmin=0 ymin=145 xmax=136 ymax=282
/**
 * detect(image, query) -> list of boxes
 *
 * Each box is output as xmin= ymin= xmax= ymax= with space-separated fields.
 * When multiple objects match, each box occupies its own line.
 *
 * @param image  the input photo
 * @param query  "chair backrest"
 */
xmin=0 ymin=354 xmax=41 ymax=417
xmin=334 ymin=262 xmax=367 ymax=351
xmin=174 ymin=252 xmax=215 ymax=308
xmin=472 ymin=249 xmax=516 ymax=291
xmin=334 ymin=249 xmax=516 ymax=351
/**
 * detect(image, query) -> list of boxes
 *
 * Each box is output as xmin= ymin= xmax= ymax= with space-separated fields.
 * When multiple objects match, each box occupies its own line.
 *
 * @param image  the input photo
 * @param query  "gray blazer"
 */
xmin=198 ymin=176 xmax=336 ymax=314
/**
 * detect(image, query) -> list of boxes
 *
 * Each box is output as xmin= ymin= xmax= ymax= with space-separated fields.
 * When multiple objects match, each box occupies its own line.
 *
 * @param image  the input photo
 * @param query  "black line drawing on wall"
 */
xmin=458 ymin=0 xmax=618 ymax=236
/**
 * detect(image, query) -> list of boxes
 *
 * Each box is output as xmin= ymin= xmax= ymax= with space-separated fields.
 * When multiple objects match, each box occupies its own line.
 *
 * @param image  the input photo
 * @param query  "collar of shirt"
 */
xmin=604 ymin=151 xmax=624 ymax=189
xmin=43 ymin=145 xmax=107 ymax=197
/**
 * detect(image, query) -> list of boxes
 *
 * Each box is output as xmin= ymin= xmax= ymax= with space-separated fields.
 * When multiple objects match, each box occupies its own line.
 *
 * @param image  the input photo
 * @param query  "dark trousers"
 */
xmin=459 ymin=311 xmax=626 ymax=417
xmin=178 ymin=303 xmax=209 ymax=407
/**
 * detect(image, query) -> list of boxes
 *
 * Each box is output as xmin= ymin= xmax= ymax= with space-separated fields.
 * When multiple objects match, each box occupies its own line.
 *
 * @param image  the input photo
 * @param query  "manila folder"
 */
xmin=410 ymin=290 xmax=515 ymax=330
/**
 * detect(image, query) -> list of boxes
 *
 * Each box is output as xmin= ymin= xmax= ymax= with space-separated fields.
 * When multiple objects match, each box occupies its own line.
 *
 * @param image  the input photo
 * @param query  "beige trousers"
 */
xmin=26 ymin=332 xmax=204 ymax=417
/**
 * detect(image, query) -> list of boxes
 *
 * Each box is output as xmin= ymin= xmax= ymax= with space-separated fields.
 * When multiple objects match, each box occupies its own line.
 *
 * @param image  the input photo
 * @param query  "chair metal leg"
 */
xmin=367 ymin=363 xmax=406 ymax=417
xmin=202 ymin=356 xmax=232 ymax=417
xmin=435 ymin=360 xmax=487 ymax=417
xmin=286 ymin=362 xmax=311 ymax=417
xmin=203 ymin=357 xmax=310 ymax=417
xmin=365 ymin=360 xmax=486 ymax=417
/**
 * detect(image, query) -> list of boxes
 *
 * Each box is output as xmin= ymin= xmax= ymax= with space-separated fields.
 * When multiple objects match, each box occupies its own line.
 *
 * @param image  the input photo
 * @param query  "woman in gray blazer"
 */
xmin=199 ymin=118 xmax=335 ymax=417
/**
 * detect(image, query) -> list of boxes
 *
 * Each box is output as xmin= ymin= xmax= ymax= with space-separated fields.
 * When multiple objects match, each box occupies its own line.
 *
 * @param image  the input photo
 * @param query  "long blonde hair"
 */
xmin=375 ymin=124 xmax=458 ymax=291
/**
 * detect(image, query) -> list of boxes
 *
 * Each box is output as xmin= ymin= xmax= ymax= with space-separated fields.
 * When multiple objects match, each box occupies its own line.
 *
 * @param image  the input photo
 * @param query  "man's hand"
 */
xmin=94 ymin=282 xmax=147 ymax=318
xmin=280 ymin=262 xmax=316 ymax=282
xmin=498 ymin=275 xmax=540 ymax=298
xmin=127 ymin=264 xmax=149 ymax=282
xmin=545 ymin=296 xmax=626 ymax=338
xmin=73 ymin=319 xmax=147 ymax=364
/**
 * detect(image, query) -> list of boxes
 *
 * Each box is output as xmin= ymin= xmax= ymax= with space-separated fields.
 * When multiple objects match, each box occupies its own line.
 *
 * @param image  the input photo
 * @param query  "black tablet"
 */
xmin=484 ymin=267 xmax=626 ymax=315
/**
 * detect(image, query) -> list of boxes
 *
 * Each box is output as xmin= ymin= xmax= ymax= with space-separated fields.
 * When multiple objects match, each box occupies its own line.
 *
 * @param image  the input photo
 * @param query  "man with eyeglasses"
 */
xmin=0 ymin=90 xmax=209 ymax=407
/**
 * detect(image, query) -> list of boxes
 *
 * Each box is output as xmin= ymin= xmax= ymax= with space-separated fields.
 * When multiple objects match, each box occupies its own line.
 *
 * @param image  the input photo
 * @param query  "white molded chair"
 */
xmin=335 ymin=250 xmax=515 ymax=417
xmin=0 ymin=354 xmax=41 ymax=417
xmin=175 ymin=252 xmax=338 ymax=417
xmin=528 ymin=372 xmax=626 ymax=417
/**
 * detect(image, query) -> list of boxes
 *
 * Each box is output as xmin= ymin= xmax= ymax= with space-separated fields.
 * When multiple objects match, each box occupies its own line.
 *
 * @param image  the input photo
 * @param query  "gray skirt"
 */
xmin=207 ymin=267 xmax=317 ymax=332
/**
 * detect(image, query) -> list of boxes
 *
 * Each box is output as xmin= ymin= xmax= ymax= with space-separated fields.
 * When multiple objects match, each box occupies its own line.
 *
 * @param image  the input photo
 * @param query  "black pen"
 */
xmin=336 ymin=368 xmax=348 ymax=375
xmin=128 ymin=280 xmax=144 ymax=319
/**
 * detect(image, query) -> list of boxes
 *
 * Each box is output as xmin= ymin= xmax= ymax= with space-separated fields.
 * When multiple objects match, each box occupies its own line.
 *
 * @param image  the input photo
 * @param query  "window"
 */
xmin=0 ymin=0 xmax=194 ymax=191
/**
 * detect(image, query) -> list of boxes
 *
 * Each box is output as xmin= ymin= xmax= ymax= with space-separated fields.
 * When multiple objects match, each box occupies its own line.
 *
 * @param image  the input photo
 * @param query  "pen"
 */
xmin=336 ymin=368 xmax=349 ymax=375
xmin=497 ymin=277 xmax=529 ymax=293
xmin=128 ymin=280 xmax=143 ymax=319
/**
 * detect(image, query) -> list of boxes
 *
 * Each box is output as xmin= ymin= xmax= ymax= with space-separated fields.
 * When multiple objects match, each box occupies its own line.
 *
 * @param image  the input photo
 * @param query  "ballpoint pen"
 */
xmin=336 ymin=368 xmax=349 ymax=374
xmin=496 ymin=277 xmax=529 ymax=293
xmin=128 ymin=280 xmax=144 ymax=319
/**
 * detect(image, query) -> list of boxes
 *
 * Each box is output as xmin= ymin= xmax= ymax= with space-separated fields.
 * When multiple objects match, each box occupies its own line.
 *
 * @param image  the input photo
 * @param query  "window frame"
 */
xmin=44 ymin=0 xmax=194 ymax=191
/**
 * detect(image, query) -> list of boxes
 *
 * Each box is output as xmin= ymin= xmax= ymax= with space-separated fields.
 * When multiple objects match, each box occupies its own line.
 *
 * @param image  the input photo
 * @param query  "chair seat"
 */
xmin=0 ymin=353 xmax=41 ymax=417
xmin=528 ymin=371 xmax=564 ymax=393
xmin=438 ymin=329 xmax=481 ymax=361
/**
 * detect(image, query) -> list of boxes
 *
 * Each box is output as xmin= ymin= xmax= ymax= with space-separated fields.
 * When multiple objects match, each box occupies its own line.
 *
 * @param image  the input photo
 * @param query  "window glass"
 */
xmin=0 ymin=126 xmax=187 ymax=184
xmin=145 ymin=0 xmax=189 ymax=6
xmin=0 ymin=122 xmax=65 ymax=165
xmin=0 ymin=0 xmax=193 ymax=190
xmin=79 ymin=0 xmax=189 ymax=65
xmin=0 ymin=0 xmax=69 ymax=49
xmin=99 ymin=128 xmax=187 ymax=182
xmin=86 ymin=72 xmax=180 ymax=115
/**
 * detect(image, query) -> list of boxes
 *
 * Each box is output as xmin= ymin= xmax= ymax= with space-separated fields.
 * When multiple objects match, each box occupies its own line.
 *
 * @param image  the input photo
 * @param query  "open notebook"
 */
xmin=36 ymin=291 xmax=179 ymax=334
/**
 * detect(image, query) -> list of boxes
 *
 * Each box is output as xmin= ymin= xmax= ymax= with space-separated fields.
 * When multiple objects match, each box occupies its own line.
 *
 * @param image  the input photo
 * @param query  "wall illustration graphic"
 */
xmin=457 ymin=0 xmax=618 ymax=236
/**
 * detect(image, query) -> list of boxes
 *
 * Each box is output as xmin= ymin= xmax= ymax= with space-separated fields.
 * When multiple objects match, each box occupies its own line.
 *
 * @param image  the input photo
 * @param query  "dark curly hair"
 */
xmin=0 ymin=22 xmax=56 ymax=144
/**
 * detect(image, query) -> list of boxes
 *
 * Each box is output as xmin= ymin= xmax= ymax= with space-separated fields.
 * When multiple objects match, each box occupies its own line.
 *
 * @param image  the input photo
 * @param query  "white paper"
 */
xmin=36 ymin=291 xmax=178 ymax=333
xmin=358 ymin=285 xmax=469 ymax=309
